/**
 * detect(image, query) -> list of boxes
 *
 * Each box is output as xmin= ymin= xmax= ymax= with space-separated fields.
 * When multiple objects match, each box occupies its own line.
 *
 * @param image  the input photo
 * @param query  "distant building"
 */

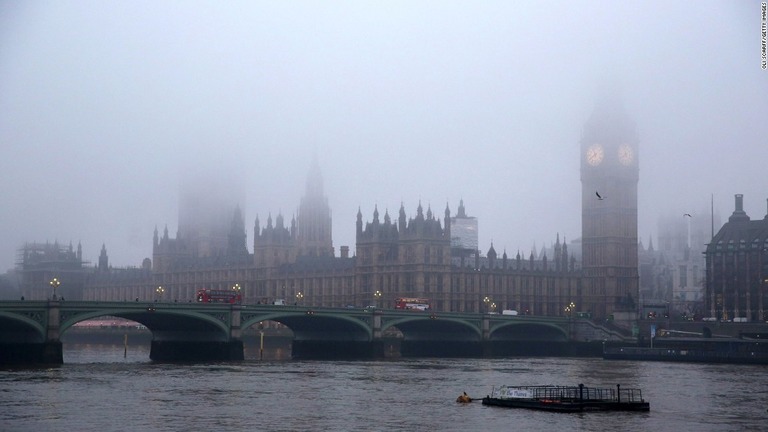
xmin=704 ymin=194 xmax=768 ymax=322
xmin=450 ymin=199 xmax=478 ymax=266
xmin=17 ymin=99 xmax=643 ymax=325
xmin=16 ymin=241 xmax=88 ymax=300
xmin=177 ymin=175 xmax=244 ymax=259
xmin=637 ymin=206 xmax=721 ymax=320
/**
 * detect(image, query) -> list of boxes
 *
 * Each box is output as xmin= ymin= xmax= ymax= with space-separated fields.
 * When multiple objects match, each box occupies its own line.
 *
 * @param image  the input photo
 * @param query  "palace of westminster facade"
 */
xmin=16 ymin=100 xmax=645 ymax=322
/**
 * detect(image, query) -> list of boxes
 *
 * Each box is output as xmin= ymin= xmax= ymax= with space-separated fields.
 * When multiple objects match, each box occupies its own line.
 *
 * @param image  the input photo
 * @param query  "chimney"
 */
xmin=728 ymin=194 xmax=750 ymax=222
xmin=340 ymin=245 xmax=349 ymax=258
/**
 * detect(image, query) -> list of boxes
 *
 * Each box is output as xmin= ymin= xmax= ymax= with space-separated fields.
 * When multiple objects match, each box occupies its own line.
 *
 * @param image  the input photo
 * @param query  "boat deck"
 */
xmin=481 ymin=384 xmax=649 ymax=412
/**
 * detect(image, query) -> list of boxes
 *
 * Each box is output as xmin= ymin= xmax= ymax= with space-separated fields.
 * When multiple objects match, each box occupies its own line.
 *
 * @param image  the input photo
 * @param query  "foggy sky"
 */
xmin=1 ymin=1 xmax=766 ymax=272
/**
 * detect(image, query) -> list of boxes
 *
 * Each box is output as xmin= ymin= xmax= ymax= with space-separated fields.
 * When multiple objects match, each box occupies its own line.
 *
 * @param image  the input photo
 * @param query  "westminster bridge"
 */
xmin=0 ymin=300 xmax=630 ymax=364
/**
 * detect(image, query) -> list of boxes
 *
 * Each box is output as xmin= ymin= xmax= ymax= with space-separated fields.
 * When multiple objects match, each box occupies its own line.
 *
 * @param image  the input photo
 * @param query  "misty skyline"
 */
xmin=1 ymin=1 xmax=766 ymax=272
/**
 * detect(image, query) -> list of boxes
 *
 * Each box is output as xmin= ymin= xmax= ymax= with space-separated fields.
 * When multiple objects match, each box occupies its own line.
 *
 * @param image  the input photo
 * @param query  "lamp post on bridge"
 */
xmin=483 ymin=296 xmax=491 ymax=314
xmin=49 ymin=277 xmax=60 ymax=301
xmin=232 ymin=283 xmax=242 ymax=304
xmin=763 ymin=277 xmax=768 ymax=322
xmin=565 ymin=301 xmax=575 ymax=339
xmin=374 ymin=290 xmax=382 ymax=309
xmin=155 ymin=286 xmax=164 ymax=302
xmin=295 ymin=291 xmax=303 ymax=306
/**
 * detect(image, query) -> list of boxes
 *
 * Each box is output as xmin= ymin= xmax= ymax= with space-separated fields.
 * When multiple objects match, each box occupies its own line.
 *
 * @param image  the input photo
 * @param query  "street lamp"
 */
xmin=565 ymin=301 xmax=575 ymax=340
xmin=565 ymin=302 xmax=575 ymax=317
xmin=155 ymin=286 xmax=164 ymax=302
xmin=374 ymin=290 xmax=382 ymax=308
xmin=232 ymin=283 xmax=242 ymax=304
xmin=295 ymin=291 xmax=303 ymax=305
xmin=483 ymin=296 xmax=491 ymax=314
xmin=763 ymin=278 xmax=768 ymax=322
xmin=49 ymin=277 xmax=60 ymax=300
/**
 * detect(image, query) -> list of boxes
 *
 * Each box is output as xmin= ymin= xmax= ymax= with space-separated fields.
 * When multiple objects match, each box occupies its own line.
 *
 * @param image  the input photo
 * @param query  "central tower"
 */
xmin=296 ymin=156 xmax=334 ymax=257
xmin=580 ymin=96 xmax=640 ymax=319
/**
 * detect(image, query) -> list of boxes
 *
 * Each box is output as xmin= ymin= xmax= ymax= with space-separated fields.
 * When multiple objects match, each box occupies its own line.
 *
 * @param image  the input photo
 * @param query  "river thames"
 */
xmin=1 ymin=343 xmax=767 ymax=432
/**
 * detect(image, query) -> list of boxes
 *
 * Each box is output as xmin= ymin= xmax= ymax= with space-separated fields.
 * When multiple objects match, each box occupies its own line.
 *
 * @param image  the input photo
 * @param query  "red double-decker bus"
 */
xmin=394 ymin=297 xmax=430 ymax=311
xmin=196 ymin=289 xmax=242 ymax=304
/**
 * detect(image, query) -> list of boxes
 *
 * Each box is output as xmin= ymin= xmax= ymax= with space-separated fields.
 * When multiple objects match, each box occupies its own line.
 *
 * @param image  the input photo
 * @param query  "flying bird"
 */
xmin=595 ymin=191 xmax=604 ymax=200
xmin=683 ymin=213 xmax=692 ymax=217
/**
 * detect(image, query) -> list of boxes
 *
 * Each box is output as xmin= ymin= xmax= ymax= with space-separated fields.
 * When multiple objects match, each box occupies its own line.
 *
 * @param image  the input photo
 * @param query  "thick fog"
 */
xmin=1 ymin=1 xmax=766 ymax=271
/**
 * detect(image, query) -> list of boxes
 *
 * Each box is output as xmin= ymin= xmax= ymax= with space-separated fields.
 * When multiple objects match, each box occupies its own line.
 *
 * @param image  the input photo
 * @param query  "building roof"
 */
xmin=706 ymin=195 xmax=768 ymax=253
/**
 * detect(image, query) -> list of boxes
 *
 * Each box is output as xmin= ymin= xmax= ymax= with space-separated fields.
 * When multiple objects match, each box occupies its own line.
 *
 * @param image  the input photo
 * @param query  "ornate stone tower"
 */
xmin=580 ymin=95 xmax=640 ymax=320
xmin=296 ymin=157 xmax=334 ymax=257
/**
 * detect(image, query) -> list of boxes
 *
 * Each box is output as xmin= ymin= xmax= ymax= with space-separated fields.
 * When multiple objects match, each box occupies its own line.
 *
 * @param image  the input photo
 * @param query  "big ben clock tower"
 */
xmin=580 ymin=96 xmax=639 ymax=321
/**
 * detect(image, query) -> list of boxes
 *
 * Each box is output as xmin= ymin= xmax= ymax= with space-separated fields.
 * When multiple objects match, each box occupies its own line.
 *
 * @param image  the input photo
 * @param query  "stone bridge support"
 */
xmin=0 ymin=300 xmax=63 ymax=364
xmin=148 ymin=305 xmax=244 ymax=362
xmin=149 ymin=340 xmax=244 ymax=362
xmin=292 ymin=310 xmax=387 ymax=359
xmin=42 ymin=300 xmax=64 ymax=364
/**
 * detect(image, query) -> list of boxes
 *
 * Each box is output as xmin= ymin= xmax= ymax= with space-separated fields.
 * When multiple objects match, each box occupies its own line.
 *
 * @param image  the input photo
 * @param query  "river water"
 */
xmin=1 ymin=342 xmax=767 ymax=432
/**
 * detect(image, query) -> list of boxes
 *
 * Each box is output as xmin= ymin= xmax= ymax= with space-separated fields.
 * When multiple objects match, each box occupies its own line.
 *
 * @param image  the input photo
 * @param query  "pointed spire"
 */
xmin=305 ymin=153 xmax=324 ymax=198
xmin=457 ymin=199 xmax=466 ymax=218
xmin=398 ymin=202 xmax=407 ymax=232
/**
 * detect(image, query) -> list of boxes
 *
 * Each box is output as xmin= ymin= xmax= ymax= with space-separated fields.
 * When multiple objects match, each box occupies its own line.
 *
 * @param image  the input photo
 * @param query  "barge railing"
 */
xmin=490 ymin=384 xmax=645 ymax=403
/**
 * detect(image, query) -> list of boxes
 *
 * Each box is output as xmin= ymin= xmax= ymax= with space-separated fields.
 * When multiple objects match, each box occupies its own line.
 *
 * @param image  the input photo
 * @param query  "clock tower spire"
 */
xmin=580 ymin=95 xmax=639 ymax=321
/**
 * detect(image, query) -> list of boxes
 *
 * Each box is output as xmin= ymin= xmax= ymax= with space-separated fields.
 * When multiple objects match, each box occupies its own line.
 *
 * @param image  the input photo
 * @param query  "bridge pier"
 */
xmin=0 ymin=341 xmax=63 ymax=364
xmin=401 ymin=340 xmax=483 ymax=357
xmin=150 ymin=340 xmax=244 ymax=362
xmin=292 ymin=340 xmax=393 ymax=359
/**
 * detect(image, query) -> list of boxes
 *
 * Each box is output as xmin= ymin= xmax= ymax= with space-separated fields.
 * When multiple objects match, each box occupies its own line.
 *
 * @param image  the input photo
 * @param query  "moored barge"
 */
xmin=481 ymin=384 xmax=649 ymax=412
xmin=603 ymin=337 xmax=768 ymax=364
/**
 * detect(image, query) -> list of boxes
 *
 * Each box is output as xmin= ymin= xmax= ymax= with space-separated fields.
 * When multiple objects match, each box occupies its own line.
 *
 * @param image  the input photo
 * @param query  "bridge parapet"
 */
xmin=0 ymin=301 xmax=592 ymax=363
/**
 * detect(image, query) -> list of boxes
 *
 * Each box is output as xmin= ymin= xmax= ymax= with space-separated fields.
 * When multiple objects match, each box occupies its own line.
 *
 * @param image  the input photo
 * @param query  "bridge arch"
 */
xmin=242 ymin=310 xmax=373 ymax=341
xmin=489 ymin=321 xmax=568 ymax=341
xmin=58 ymin=308 xmax=232 ymax=344
xmin=0 ymin=311 xmax=46 ymax=343
xmin=383 ymin=316 xmax=482 ymax=341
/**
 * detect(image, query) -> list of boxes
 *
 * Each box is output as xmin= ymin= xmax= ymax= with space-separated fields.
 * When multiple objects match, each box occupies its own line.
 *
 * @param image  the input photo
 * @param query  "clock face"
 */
xmin=586 ymin=144 xmax=604 ymax=166
xmin=618 ymin=144 xmax=634 ymax=165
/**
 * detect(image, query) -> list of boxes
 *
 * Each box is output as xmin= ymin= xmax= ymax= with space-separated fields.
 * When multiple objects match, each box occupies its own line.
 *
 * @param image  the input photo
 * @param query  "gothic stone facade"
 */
xmin=74 ymin=100 xmax=642 ymax=321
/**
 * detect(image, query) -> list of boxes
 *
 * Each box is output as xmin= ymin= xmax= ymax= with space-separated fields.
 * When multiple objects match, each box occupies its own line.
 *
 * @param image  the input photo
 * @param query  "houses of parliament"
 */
xmin=15 ymin=99 xmax=642 ymax=323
